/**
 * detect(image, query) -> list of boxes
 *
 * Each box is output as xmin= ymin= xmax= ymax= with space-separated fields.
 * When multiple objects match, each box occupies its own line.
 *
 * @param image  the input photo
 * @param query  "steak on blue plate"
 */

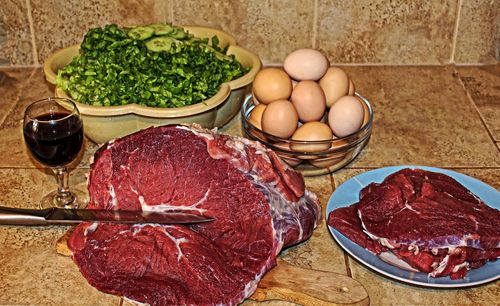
xmin=329 ymin=168 xmax=500 ymax=279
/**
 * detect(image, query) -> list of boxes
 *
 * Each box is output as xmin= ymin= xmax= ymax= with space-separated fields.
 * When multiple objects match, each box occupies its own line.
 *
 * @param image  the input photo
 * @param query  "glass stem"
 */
xmin=53 ymin=166 xmax=74 ymax=207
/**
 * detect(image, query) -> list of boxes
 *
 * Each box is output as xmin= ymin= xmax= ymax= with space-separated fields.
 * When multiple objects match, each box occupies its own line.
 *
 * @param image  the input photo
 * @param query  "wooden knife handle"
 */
xmin=251 ymin=260 xmax=369 ymax=306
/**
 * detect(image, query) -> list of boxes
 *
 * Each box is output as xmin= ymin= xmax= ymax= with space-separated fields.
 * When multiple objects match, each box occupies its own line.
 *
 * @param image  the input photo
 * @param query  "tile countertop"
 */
xmin=0 ymin=65 xmax=499 ymax=305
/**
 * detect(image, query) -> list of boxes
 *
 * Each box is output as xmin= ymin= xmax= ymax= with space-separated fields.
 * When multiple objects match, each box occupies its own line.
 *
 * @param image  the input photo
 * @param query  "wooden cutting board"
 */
xmin=56 ymin=230 xmax=369 ymax=305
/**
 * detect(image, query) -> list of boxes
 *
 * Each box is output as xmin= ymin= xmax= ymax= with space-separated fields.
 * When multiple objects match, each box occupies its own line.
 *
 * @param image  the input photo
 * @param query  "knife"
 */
xmin=0 ymin=206 xmax=214 ymax=226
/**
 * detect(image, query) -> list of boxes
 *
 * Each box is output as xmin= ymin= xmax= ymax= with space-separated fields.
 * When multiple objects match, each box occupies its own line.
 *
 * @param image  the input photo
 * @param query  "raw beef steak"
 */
xmin=328 ymin=168 xmax=500 ymax=279
xmin=68 ymin=125 xmax=320 ymax=305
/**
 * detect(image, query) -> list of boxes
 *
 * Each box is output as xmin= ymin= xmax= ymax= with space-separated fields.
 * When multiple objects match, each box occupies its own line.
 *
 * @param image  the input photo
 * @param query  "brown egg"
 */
xmin=261 ymin=100 xmax=298 ymax=138
xmin=251 ymin=88 xmax=260 ymax=105
xmin=273 ymin=142 xmax=302 ymax=166
xmin=291 ymin=81 xmax=327 ymax=123
xmin=348 ymin=78 xmax=355 ymax=96
xmin=319 ymin=67 xmax=350 ymax=107
xmin=284 ymin=49 xmax=329 ymax=81
xmin=252 ymin=68 xmax=293 ymax=104
xmin=290 ymin=122 xmax=333 ymax=152
xmin=328 ymin=96 xmax=364 ymax=137
xmin=357 ymin=97 xmax=370 ymax=127
xmin=248 ymin=104 xmax=267 ymax=130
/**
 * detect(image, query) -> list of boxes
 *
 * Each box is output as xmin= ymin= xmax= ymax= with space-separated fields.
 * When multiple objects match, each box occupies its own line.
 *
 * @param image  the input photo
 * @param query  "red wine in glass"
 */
xmin=23 ymin=98 xmax=84 ymax=209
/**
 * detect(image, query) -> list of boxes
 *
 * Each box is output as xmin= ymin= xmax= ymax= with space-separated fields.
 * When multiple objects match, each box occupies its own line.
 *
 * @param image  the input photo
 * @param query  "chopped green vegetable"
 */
xmin=56 ymin=23 xmax=250 ymax=108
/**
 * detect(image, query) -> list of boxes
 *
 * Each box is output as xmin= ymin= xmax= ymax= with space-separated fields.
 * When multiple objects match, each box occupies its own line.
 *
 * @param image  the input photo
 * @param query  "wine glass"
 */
xmin=23 ymin=97 xmax=84 ymax=209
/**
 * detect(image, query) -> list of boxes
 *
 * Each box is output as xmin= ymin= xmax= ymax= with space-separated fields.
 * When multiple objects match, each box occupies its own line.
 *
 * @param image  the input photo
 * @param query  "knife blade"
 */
xmin=0 ymin=206 xmax=214 ymax=226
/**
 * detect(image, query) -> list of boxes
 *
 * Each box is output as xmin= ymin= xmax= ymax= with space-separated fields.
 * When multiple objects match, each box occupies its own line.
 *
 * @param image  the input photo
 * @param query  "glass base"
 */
xmin=39 ymin=189 xmax=86 ymax=209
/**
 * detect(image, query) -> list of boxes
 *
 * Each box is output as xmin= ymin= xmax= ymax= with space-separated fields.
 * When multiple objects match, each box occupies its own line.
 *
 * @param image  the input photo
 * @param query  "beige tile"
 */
xmin=454 ymin=0 xmax=499 ymax=64
xmin=0 ymin=168 xmax=115 ymax=306
xmin=317 ymin=0 xmax=457 ymax=64
xmin=0 ymin=248 xmax=121 ymax=306
xmin=172 ymin=0 xmax=315 ymax=64
xmin=0 ymin=0 xmax=33 ymax=66
xmin=218 ymin=111 xmax=244 ymax=137
xmin=457 ymin=65 xmax=500 ymax=141
xmin=0 ymin=68 xmax=97 ymax=168
xmin=0 ymin=168 xmax=89 ymax=210
xmin=31 ymin=0 xmax=172 ymax=64
xmin=340 ymin=66 xmax=500 ymax=167
xmin=455 ymin=168 xmax=500 ymax=190
xmin=0 ymin=68 xmax=34 ymax=124
xmin=281 ymin=175 xmax=348 ymax=274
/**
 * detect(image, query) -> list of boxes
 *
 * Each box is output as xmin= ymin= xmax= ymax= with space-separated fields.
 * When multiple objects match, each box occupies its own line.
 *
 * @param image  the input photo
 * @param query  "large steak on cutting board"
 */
xmin=68 ymin=124 xmax=320 ymax=305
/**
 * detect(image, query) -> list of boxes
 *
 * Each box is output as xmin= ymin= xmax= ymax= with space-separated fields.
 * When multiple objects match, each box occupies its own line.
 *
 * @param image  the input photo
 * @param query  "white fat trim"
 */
xmin=130 ymin=186 xmax=138 ymax=195
xmin=358 ymin=210 xmax=395 ymax=249
xmin=408 ymin=244 xmax=419 ymax=255
xmin=120 ymin=165 xmax=130 ymax=171
xmin=84 ymin=223 xmax=98 ymax=236
xmin=139 ymin=189 xmax=209 ymax=213
xmin=452 ymin=261 xmax=469 ymax=273
xmin=108 ymin=184 xmax=117 ymax=208
xmin=429 ymin=254 xmax=450 ymax=277
xmin=176 ymin=125 xmax=214 ymax=141
xmin=104 ymin=138 xmax=116 ymax=150
xmin=378 ymin=251 xmax=419 ymax=272
xmin=161 ymin=228 xmax=186 ymax=262
xmin=404 ymin=202 xmax=419 ymax=213
xmin=225 ymin=139 xmax=245 ymax=152
xmin=242 ymin=264 xmax=268 ymax=300
xmin=123 ymin=296 xmax=150 ymax=306
xmin=130 ymin=223 xmax=165 ymax=234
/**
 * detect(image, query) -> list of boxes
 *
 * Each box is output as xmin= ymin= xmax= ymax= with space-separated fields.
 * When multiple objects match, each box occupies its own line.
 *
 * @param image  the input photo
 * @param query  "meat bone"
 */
xmin=55 ymin=230 xmax=368 ymax=305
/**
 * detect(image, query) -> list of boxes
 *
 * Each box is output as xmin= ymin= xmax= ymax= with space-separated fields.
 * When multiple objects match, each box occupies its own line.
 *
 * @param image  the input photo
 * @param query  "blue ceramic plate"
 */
xmin=326 ymin=165 xmax=500 ymax=288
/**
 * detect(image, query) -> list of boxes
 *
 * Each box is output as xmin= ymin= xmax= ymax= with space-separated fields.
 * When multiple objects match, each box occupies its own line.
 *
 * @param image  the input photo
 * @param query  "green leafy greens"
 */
xmin=56 ymin=24 xmax=249 ymax=108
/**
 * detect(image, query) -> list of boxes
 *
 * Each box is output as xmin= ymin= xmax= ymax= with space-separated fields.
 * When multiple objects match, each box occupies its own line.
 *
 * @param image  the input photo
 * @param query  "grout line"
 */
xmin=262 ymin=62 xmax=500 ymax=67
xmin=312 ymin=0 xmax=318 ymax=49
xmin=328 ymin=173 xmax=335 ymax=190
xmin=25 ymin=0 xmax=39 ymax=66
xmin=450 ymin=0 xmax=463 ymax=64
xmin=4 ymin=63 xmax=497 ymax=69
xmin=0 ymin=68 xmax=37 ymax=126
xmin=454 ymin=66 xmax=498 ymax=143
xmin=344 ymin=253 xmax=353 ymax=277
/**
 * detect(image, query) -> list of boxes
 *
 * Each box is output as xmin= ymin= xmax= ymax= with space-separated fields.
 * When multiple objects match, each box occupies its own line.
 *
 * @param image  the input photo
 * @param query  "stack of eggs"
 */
xmin=248 ymin=49 xmax=370 ymax=168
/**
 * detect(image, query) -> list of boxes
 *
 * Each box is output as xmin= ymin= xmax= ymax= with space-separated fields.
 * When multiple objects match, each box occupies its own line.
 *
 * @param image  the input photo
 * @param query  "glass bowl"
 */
xmin=241 ymin=93 xmax=373 ymax=176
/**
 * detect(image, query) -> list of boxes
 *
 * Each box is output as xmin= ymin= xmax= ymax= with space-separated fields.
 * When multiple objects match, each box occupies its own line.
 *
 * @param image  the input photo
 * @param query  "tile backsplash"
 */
xmin=0 ymin=0 xmax=498 ymax=66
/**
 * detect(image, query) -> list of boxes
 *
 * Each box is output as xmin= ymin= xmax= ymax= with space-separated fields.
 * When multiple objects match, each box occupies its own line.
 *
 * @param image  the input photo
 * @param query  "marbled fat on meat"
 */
xmin=68 ymin=125 xmax=320 ymax=306
xmin=328 ymin=168 xmax=500 ymax=279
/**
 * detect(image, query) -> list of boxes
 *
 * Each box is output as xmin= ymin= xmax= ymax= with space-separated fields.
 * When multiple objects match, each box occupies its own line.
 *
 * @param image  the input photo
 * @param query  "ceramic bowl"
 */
xmin=44 ymin=26 xmax=261 ymax=143
xmin=241 ymin=94 xmax=373 ymax=176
